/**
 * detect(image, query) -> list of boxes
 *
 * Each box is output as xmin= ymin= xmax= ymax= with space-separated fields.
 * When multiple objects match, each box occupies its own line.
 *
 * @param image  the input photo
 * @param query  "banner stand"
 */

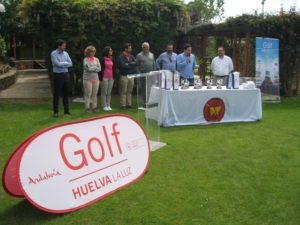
xmin=255 ymin=37 xmax=280 ymax=102
xmin=128 ymin=71 xmax=166 ymax=152
xmin=3 ymin=115 xmax=150 ymax=213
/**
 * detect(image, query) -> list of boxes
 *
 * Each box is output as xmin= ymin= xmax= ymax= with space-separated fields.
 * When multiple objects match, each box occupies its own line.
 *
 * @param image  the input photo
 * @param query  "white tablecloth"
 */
xmin=146 ymin=86 xmax=262 ymax=127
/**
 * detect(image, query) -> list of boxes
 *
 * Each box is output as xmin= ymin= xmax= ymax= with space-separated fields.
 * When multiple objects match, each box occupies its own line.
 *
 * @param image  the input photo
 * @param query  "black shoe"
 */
xmin=64 ymin=112 xmax=72 ymax=115
xmin=126 ymin=105 xmax=133 ymax=109
xmin=121 ymin=106 xmax=126 ymax=110
xmin=53 ymin=113 xmax=59 ymax=118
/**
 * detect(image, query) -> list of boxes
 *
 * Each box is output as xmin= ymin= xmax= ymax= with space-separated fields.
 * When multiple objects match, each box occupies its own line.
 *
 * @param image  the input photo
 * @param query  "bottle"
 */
xmin=227 ymin=72 xmax=233 ymax=89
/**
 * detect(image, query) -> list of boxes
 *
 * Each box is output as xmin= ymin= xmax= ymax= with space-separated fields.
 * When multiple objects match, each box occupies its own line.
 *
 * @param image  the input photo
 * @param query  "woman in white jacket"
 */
xmin=83 ymin=45 xmax=101 ymax=113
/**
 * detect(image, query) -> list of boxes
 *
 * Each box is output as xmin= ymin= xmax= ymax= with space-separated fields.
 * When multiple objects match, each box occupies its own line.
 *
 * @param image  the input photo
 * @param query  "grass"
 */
xmin=0 ymin=96 xmax=300 ymax=225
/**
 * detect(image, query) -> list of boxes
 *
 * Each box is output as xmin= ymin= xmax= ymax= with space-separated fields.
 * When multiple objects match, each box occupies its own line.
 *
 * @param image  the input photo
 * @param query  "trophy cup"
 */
xmin=181 ymin=79 xmax=190 ymax=89
xmin=206 ymin=78 xmax=212 ymax=89
xmin=217 ymin=79 xmax=223 ymax=89
xmin=194 ymin=79 xmax=203 ymax=89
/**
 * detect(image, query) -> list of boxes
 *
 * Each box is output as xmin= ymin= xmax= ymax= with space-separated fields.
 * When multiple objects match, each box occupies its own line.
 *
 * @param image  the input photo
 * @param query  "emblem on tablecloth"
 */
xmin=203 ymin=98 xmax=225 ymax=122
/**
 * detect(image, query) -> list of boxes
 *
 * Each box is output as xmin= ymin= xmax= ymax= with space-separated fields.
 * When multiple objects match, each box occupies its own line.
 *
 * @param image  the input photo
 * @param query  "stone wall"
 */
xmin=0 ymin=68 xmax=17 ymax=91
xmin=14 ymin=60 xmax=46 ymax=70
xmin=15 ymin=60 xmax=33 ymax=70
xmin=0 ymin=64 xmax=11 ymax=75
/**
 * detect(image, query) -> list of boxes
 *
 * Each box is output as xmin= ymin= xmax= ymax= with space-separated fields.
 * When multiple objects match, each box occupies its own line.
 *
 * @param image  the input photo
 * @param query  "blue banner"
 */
xmin=256 ymin=37 xmax=280 ymax=102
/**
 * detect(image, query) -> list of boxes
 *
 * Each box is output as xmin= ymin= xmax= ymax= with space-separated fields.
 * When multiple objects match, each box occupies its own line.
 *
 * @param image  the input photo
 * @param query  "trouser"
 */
xmin=180 ymin=76 xmax=194 ymax=86
xmin=83 ymin=80 xmax=100 ymax=109
xmin=213 ymin=75 xmax=227 ymax=85
xmin=101 ymin=78 xmax=114 ymax=107
xmin=120 ymin=76 xmax=134 ymax=107
xmin=53 ymin=72 xmax=70 ymax=114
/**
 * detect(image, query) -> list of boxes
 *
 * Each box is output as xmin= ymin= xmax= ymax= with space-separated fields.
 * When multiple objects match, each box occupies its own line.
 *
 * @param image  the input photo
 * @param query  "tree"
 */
xmin=223 ymin=13 xmax=300 ymax=96
xmin=18 ymin=0 xmax=189 ymax=95
xmin=0 ymin=0 xmax=23 ymax=58
xmin=187 ymin=0 xmax=224 ymax=25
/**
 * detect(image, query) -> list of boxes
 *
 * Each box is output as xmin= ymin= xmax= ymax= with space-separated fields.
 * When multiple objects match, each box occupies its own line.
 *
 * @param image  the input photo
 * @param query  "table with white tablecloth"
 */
xmin=146 ymin=86 xmax=262 ymax=127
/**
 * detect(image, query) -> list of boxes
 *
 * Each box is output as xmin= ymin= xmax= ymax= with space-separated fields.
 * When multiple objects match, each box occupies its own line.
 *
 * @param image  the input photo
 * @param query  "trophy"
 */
xmin=181 ymin=79 xmax=190 ymax=89
xmin=180 ymin=79 xmax=184 ymax=87
xmin=173 ymin=71 xmax=180 ymax=90
xmin=165 ymin=70 xmax=173 ymax=90
xmin=206 ymin=78 xmax=213 ymax=89
xmin=194 ymin=79 xmax=203 ymax=89
xmin=217 ymin=79 xmax=223 ymax=89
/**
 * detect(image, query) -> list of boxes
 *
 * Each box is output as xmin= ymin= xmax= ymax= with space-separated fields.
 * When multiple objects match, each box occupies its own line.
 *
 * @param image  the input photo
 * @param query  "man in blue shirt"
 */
xmin=176 ymin=43 xmax=196 ymax=85
xmin=156 ymin=43 xmax=177 ymax=72
xmin=50 ymin=39 xmax=72 ymax=117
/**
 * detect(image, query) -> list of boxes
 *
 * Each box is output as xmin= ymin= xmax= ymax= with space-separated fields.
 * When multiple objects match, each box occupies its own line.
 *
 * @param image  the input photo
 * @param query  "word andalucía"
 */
xmin=28 ymin=168 xmax=62 ymax=185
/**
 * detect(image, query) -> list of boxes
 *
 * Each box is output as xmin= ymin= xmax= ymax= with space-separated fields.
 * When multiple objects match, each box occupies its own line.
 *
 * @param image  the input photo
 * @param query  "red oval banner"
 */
xmin=203 ymin=98 xmax=225 ymax=122
xmin=2 ymin=134 xmax=35 ymax=197
xmin=18 ymin=114 xmax=150 ymax=213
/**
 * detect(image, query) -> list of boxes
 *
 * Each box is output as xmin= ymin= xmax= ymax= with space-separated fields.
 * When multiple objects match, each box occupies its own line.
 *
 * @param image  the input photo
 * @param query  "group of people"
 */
xmin=50 ymin=39 xmax=233 ymax=117
xmin=51 ymin=40 xmax=116 ymax=117
xmin=116 ymin=42 xmax=196 ymax=109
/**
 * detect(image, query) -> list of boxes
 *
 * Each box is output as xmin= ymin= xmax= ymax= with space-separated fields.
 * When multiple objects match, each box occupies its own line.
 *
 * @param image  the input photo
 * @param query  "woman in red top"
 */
xmin=100 ymin=46 xmax=114 ymax=111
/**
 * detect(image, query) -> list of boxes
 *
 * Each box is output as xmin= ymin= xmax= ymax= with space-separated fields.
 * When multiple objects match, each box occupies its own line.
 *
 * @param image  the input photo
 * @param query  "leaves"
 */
xmin=223 ymin=13 xmax=300 ymax=96
xmin=16 ymin=0 xmax=189 ymax=95
xmin=0 ymin=36 xmax=6 ymax=59
xmin=188 ymin=0 xmax=224 ymax=25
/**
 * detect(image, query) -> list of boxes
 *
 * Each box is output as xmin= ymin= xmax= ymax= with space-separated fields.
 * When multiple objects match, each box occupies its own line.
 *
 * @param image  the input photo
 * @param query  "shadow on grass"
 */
xmin=159 ymin=119 xmax=263 ymax=133
xmin=0 ymin=199 xmax=62 ymax=225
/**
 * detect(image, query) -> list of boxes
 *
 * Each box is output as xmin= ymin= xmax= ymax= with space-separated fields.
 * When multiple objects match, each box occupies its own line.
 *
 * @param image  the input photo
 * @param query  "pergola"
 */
xmin=178 ymin=22 xmax=257 ymax=80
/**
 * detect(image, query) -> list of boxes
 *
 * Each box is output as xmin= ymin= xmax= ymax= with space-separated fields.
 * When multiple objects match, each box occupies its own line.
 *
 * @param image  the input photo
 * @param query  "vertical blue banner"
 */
xmin=255 ymin=37 xmax=280 ymax=102
xmin=256 ymin=37 xmax=280 ymax=102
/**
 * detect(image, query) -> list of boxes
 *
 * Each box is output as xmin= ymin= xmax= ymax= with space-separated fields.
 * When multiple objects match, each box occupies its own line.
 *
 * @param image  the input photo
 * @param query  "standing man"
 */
xmin=211 ymin=46 xmax=234 ymax=85
xmin=136 ymin=42 xmax=155 ymax=107
xmin=50 ymin=39 xmax=72 ymax=118
xmin=118 ymin=43 xmax=137 ymax=109
xmin=156 ymin=43 xmax=177 ymax=72
xmin=176 ymin=43 xmax=196 ymax=85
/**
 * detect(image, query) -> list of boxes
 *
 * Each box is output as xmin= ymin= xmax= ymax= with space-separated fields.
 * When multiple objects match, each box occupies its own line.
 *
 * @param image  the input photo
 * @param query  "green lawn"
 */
xmin=0 ymin=97 xmax=300 ymax=225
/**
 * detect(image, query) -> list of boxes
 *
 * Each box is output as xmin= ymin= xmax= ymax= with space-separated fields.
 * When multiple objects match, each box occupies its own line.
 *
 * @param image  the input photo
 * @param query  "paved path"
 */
xmin=0 ymin=72 xmax=52 ymax=100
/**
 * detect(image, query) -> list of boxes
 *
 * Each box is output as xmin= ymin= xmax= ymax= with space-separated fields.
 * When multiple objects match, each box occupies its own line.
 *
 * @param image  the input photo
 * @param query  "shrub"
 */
xmin=0 ymin=36 xmax=6 ymax=62
xmin=18 ymin=0 xmax=189 ymax=95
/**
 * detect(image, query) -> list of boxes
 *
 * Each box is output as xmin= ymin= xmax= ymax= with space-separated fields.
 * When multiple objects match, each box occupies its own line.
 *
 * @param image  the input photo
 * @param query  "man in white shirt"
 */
xmin=211 ymin=46 xmax=233 ymax=85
